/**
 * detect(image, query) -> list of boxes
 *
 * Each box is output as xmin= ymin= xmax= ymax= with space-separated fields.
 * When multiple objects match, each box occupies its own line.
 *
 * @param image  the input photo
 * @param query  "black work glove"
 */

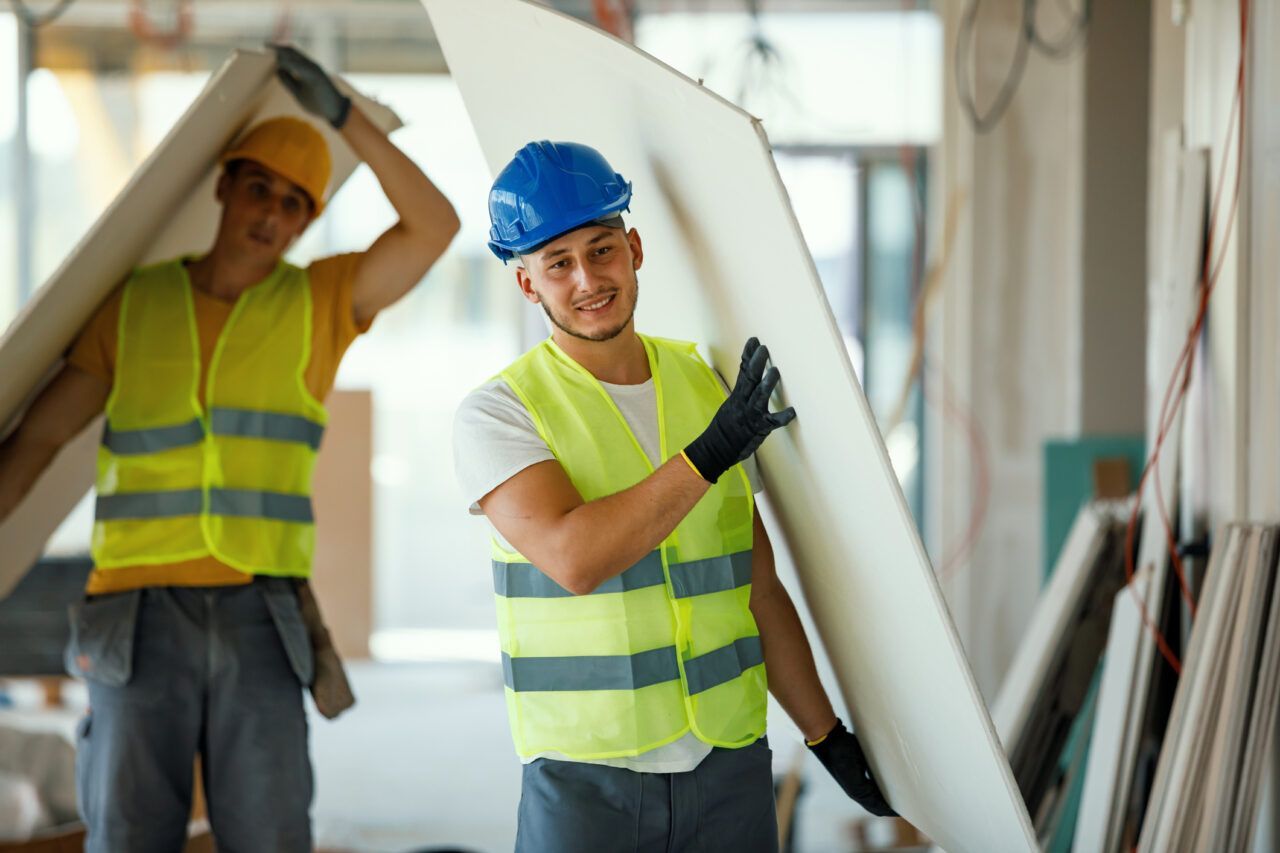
xmin=808 ymin=719 xmax=896 ymax=817
xmin=683 ymin=337 xmax=796 ymax=483
xmin=272 ymin=44 xmax=352 ymax=129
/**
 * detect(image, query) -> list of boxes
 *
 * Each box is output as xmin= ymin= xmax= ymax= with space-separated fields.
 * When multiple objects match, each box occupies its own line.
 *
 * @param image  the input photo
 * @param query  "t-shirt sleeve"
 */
xmin=308 ymin=252 xmax=371 ymax=355
xmin=65 ymin=287 xmax=125 ymax=386
xmin=453 ymin=379 xmax=558 ymax=515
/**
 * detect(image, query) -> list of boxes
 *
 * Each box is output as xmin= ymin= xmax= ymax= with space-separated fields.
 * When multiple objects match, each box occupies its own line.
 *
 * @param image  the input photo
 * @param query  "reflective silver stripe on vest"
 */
xmin=684 ymin=635 xmax=765 ymax=695
xmin=502 ymin=646 xmax=681 ymax=692
xmin=209 ymin=489 xmax=314 ymax=523
xmin=101 ymin=419 xmax=205 ymax=455
xmin=96 ymin=489 xmax=313 ymax=523
xmin=667 ymin=551 xmax=753 ymax=598
xmin=493 ymin=552 xmax=666 ymax=598
xmin=493 ymin=550 xmax=752 ymax=599
xmin=210 ymin=407 xmax=326 ymax=450
xmin=96 ymin=489 xmax=204 ymax=520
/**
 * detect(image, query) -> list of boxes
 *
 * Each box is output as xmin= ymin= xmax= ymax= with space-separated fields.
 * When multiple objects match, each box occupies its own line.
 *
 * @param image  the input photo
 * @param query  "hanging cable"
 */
xmin=1123 ymin=0 xmax=1251 ymax=676
xmin=954 ymin=0 xmax=1032 ymax=134
xmin=1030 ymin=0 xmax=1092 ymax=58
xmin=932 ymin=361 xmax=993 ymax=584
xmin=128 ymin=0 xmax=193 ymax=50
xmin=954 ymin=0 xmax=1092 ymax=134
xmin=590 ymin=0 xmax=635 ymax=44
xmin=7 ymin=0 xmax=76 ymax=28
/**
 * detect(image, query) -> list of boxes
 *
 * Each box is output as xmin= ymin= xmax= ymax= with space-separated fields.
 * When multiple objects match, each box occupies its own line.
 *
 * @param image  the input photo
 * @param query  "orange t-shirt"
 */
xmin=68 ymin=253 xmax=373 ymax=594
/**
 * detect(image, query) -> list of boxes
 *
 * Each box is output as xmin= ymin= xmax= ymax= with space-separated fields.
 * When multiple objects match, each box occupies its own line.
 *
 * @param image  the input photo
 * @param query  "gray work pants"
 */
xmin=515 ymin=738 xmax=779 ymax=853
xmin=65 ymin=580 xmax=315 ymax=853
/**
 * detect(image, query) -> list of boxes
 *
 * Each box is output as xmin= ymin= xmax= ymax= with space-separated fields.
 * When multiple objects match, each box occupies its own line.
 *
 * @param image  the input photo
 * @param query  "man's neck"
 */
xmin=552 ymin=326 xmax=651 ymax=386
xmin=186 ymin=245 xmax=278 ymax=301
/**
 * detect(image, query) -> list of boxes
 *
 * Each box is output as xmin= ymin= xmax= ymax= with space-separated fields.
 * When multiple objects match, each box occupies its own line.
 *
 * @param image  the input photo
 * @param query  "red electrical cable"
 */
xmin=590 ymin=0 xmax=634 ymax=43
xmin=128 ymin=0 xmax=193 ymax=50
xmin=893 ymin=133 xmax=992 ymax=583
xmin=930 ymin=362 xmax=992 ymax=583
xmin=1123 ymin=0 xmax=1250 ymax=676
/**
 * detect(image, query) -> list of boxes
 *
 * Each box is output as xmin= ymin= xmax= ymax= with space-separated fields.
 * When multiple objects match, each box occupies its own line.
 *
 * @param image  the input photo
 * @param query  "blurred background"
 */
xmin=2 ymin=0 xmax=1275 ymax=851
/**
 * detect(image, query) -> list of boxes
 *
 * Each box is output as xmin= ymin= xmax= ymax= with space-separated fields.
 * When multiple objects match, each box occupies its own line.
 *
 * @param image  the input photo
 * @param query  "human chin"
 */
xmin=544 ymin=300 xmax=632 ymax=342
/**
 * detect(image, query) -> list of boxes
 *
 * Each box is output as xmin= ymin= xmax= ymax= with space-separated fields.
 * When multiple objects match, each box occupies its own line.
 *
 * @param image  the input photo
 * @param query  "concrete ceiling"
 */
xmin=18 ymin=0 xmax=925 ymax=74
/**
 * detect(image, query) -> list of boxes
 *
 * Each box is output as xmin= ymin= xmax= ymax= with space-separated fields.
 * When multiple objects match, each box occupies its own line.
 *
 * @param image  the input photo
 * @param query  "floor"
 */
xmin=1 ymin=662 xmax=895 ymax=852
xmin=310 ymin=661 xmax=878 ymax=852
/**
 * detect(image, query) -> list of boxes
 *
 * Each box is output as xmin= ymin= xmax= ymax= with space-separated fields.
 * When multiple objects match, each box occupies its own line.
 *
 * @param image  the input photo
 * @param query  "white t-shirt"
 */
xmin=453 ymin=374 xmax=761 ymax=774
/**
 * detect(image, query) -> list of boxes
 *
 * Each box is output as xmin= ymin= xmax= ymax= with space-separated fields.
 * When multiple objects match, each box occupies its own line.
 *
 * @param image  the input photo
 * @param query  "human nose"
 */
xmin=571 ymin=260 xmax=604 ymax=292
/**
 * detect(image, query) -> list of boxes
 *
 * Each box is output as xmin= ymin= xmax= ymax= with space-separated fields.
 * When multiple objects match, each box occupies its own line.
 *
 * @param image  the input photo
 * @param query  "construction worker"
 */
xmin=453 ymin=140 xmax=893 ymax=852
xmin=0 ymin=45 xmax=458 ymax=851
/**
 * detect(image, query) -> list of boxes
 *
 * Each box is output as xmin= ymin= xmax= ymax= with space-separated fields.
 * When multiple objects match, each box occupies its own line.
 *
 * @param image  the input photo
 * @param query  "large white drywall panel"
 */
xmin=422 ymin=2 xmax=1036 ymax=849
xmin=0 ymin=50 xmax=400 ymax=598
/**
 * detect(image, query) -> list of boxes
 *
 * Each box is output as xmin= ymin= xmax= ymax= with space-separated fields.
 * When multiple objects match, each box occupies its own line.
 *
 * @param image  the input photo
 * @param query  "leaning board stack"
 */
xmin=992 ymin=499 xmax=1132 ymax=842
xmin=1137 ymin=523 xmax=1280 ymax=853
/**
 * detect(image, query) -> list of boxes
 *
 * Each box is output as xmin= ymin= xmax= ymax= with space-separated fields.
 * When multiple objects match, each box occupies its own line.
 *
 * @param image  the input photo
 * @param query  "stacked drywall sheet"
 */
xmin=1072 ymin=144 xmax=1209 ymax=852
xmin=1073 ymin=564 xmax=1153 ymax=852
xmin=421 ymin=1 xmax=1037 ymax=849
xmin=991 ymin=499 xmax=1130 ymax=842
xmin=1072 ymin=545 xmax=1187 ymax=853
xmin=0 ymin=51 xmax=400 ymax=599
xmin=1137 ymin=524 xmax=1280 ymax=853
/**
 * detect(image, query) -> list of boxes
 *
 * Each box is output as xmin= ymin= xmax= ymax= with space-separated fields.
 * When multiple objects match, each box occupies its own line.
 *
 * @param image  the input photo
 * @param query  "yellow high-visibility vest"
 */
xmin=92 ymin=258 xmax=327 ymax=576
xmin=492 ymin=334 xmax=767 ymax=760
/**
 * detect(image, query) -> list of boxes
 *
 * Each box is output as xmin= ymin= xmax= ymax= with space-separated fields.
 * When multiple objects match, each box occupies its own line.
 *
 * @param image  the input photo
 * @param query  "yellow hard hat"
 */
xmin=220 ymin=116 xmax=332 ymax=214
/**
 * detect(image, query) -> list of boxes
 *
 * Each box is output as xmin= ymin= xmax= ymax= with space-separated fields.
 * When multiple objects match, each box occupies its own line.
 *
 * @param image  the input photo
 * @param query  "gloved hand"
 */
xmin=272 ymin=44 xmax=352 ymax=129
xmin=683 ymin=337 xmax=796 ymax=484
xmin=808 ymin=719 xmax=896 ymax=817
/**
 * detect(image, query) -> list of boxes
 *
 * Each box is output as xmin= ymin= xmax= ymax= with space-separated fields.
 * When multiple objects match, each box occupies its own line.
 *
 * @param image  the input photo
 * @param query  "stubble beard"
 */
xmin=541 ymin=272 xmax=639 ymax=343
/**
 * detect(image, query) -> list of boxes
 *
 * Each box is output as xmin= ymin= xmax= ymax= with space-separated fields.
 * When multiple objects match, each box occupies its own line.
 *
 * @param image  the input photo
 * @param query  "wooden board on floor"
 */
xmin=421 ymin=1 xmax=1036 ymax=849
xmin=0 ymin=50 xmax=400 ymax=600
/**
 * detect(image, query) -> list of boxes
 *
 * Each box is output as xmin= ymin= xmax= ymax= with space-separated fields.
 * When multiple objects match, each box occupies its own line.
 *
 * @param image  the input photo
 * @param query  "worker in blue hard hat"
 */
xmin=454 ymin=140 xmax=893 ymax=852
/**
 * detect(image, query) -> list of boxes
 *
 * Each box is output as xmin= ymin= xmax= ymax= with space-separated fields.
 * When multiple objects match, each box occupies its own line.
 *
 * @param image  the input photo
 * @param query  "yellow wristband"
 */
xmin=805 ymin=732 xmax=829 ymax=747
xmin=680 ymin=450 xmax=705 ymax=481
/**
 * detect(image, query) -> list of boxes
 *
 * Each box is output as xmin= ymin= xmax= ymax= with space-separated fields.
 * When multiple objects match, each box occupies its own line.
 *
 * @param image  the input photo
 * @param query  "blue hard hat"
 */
xmin=487 ymin=141 xmax=633 ymax=262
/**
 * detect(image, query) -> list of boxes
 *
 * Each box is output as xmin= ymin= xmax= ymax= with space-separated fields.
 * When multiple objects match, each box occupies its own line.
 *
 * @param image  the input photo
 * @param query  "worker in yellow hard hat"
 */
xmin=0 ymin=45 xmax=459 ymax=851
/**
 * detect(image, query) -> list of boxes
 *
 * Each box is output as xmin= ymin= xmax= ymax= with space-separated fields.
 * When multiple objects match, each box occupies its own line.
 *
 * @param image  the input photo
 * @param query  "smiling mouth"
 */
xmin=576 ymin=293 xmax=616 ymax=312
xmin=249 ymin=230 xmax=274 ymax=245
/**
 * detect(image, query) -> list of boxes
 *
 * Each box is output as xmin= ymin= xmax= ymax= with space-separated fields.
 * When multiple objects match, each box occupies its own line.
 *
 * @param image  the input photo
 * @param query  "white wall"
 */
xmin=932 ymin=1 xmax=1087 ymax=697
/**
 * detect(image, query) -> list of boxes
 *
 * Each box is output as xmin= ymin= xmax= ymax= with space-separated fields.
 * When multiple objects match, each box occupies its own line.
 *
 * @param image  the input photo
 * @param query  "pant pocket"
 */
xmin=259 ymin=582 xmax=314 ymax=686
xmin=64 ymin=589 xmax=141 ymax=687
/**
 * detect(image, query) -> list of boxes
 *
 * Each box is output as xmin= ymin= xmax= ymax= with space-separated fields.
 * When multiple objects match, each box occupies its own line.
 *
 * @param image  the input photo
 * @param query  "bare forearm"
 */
xmin=340 ymin=106 xmax=458 ymax=241
xmin=546 ymin=456 xmax=709 ymax=594
xmin=752 ymin=580 xmax=837 ymax=741
xmin=0 ymin=365 xmax=109 ymax=523
xmin=0 ymin=432 xmax=64 ymax=524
